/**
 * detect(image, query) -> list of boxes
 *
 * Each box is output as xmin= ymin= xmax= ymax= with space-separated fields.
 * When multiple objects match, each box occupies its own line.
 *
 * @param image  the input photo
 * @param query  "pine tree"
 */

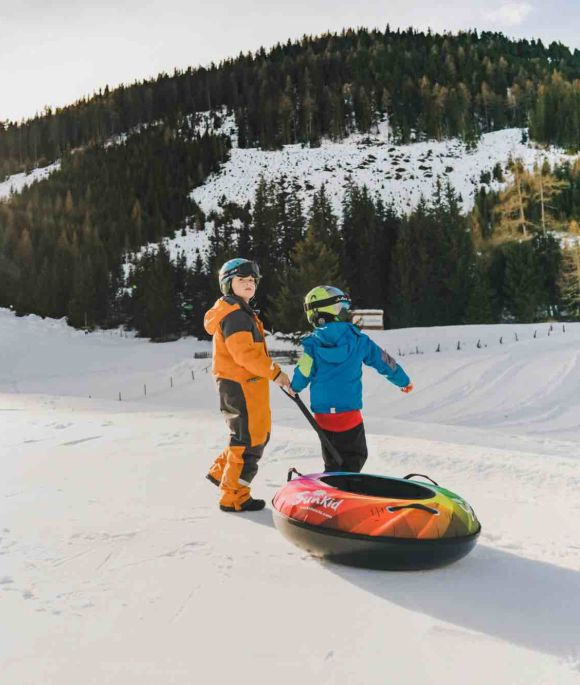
xmin=129 ymin=247 xmax=182 ymax=339
xmin=559 ymin=222 xmax=580 ymax=319
xmin=307 ymin=184 xmax=340 ymax=247
xmin=527 ymin=160 xmax=568 ymax=233
xmin=341 ymin=183 xmax=385 ymax=307
xmin=130 ymin=198 xmax=143 ymax=246
xmin=270 ymin=228 xmax=342 ymax=335
xmin=375 ymin=198 xmax=401 ymax=328
xmin=68 ymin=257 xmax=96 ymax=329
xmin=433 ymin=181 xmax=475 ymax=324
xmin=35 ymin=258 xmax=54 ymax=317
xmin=236 ymin=202 xmax=253 ymax=256
xmin=14 ymin=228 xmax=36 ymax=313
xmin=389 ymin=209 xmax=422 ymax=327
xmin=249 ymin=176 xmax=278 ymax=322
xmin=390 ymin=185 xmax=474 ymax=327
xmin=503 ymin=242 xmax=544 ymax=322
xmin=187 ymin=252 xmax=214 ymax=338
xmin=532 ymin=232 xmax=562 ymax=317
xmin=278 ymin=76 xmax=296 ymax=145
xmin=464 ymin=260 xmax=494 ymax=324
xmin=495 ymin=158 xmax=533 ymax=240
xmin=278 ymin=178 xmax=305 ymax=266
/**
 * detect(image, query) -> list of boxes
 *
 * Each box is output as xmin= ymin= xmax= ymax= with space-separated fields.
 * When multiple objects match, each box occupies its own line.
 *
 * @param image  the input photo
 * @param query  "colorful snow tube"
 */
xmin=272 ymin=470 xmax=481 ymax=570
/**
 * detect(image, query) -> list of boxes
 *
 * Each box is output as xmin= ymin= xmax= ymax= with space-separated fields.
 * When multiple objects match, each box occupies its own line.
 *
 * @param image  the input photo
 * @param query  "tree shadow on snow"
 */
xmin=326 ymin=545 xmax=580 ymax=663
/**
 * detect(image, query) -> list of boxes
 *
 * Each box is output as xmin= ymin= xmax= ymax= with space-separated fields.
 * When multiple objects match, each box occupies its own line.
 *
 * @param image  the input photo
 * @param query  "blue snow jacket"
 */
xmin=290 ymin=322 xmax=410 ymax=414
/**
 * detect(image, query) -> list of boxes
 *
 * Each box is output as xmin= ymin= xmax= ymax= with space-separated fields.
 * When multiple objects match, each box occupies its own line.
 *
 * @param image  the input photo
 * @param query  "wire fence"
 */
xmin=101 ymin=324 xmax=569 ymax=401
xmin=396 ymin=323 xmax=568 ymax=357
xmin=107 ymin=359 xmax=212 ymax=402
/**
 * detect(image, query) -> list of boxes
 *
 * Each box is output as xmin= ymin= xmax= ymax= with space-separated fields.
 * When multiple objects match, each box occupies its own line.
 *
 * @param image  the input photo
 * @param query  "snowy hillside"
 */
xmin=155 ymin=122 xmax=578 ymax=266
xmin=192 ymin=125 xmax=569 ymax=216
xmin=1 ymin=308 xmax=579 ymax=684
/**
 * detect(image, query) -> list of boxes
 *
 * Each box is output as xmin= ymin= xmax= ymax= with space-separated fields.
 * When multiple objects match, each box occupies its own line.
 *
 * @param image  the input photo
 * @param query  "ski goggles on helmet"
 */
xmin=221 ymin=260 xmax=261 ymax=281
xmin=303 ymin=292 xmax=351 ymax=313
xmin=304 ymin=289 xmax=352 ymax=326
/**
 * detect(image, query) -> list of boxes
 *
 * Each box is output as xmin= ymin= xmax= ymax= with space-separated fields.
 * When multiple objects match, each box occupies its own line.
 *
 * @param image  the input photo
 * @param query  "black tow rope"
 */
xmin=280 ymin=388 xmax=344 ymax=467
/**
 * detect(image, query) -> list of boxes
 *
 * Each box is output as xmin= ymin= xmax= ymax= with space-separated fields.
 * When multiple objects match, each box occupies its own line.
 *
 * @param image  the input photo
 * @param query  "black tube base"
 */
xmin=273 ymin=512 xmax=480 ymax=571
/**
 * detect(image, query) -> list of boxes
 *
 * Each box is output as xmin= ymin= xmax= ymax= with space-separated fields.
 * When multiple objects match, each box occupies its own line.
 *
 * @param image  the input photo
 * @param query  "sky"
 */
xmin=1 ymin=0 xmax=579 ymax=123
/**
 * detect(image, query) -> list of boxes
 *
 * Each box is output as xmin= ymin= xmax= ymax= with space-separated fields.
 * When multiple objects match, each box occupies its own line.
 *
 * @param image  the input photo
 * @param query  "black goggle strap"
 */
xmin=304 ymin=294 xmax=350 ymax=313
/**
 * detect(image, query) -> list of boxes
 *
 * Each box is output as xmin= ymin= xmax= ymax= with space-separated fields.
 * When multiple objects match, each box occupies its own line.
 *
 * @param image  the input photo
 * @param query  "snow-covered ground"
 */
xmin=1 ymin=308 xmax=579 ymax=684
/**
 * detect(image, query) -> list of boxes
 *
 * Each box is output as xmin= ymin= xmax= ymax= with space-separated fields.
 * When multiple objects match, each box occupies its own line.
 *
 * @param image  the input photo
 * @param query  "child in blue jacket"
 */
xmin=290 ymin=286 xmax=413 ymax=472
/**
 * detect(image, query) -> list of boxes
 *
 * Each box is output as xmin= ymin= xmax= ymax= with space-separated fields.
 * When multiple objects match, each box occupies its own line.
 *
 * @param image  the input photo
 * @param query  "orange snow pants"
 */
xmin=208 ymin=377 xmax=271 ymax=509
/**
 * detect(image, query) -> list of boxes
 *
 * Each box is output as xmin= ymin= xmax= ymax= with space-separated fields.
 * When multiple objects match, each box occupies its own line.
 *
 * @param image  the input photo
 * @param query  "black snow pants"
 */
xmin=320 ymin=422 xmax=368 ymax=473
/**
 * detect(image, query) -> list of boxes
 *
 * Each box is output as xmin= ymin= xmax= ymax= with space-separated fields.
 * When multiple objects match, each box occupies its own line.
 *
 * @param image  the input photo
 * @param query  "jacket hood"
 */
xmin=304 ymin=322 xmax=359 ymax=364
xmin=204 ymin=296 xmax=248 ymax=335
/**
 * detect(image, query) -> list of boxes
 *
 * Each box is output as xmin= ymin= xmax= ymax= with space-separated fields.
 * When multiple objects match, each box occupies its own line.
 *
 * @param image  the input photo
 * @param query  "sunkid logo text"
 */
xmin=293 ymin=489 xmax=343 ymax=511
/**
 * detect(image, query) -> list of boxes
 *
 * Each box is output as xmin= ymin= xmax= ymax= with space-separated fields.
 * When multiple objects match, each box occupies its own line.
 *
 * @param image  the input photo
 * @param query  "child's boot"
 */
xmin=220 ymin=497 xmax=266 ymax=513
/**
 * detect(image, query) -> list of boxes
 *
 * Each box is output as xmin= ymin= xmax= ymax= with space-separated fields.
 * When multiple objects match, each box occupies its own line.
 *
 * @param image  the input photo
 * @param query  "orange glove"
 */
xmin=401 ymin=383 xmax=414 ymax=394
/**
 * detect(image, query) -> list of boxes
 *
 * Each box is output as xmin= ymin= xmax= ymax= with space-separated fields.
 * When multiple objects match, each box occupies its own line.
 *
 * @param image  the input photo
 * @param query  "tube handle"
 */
xmin=402 ymin=473 xmax=439 ymax=486
xmin=287 ymin=467 xmax=303 ymax=482
xmin=387 ymin=503 xmax=440 ymax=515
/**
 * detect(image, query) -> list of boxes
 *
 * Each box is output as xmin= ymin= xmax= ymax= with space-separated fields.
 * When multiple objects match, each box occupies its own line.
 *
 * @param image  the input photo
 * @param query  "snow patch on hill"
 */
xmin=158 ymin=121 xmax=574 ymax=267
xmin=191 ymin=126 xmax=574 ymax=219
xmin=0 ymin=161 xmax=61 ymax=201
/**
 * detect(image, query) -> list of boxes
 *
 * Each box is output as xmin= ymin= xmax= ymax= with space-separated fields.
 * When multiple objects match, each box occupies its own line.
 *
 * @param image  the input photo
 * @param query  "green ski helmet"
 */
xmin=218 ymin=258 xmax=261 ymax=295
xmin=304 ymin=286 xmax=352 ymax=327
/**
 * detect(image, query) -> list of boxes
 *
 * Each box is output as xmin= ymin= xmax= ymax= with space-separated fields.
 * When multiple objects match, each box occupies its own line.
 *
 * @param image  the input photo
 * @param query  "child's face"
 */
xmin=231 ymin=275 xmax=257 ymax=302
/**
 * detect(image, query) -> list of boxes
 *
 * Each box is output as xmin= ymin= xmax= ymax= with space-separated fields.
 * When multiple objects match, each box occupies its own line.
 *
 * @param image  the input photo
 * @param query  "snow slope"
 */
xmin=191 ymin=126 xmax=572 ymax=218
xmin=1 ymin=309 xmax=579 ymax=684
xmin=0 ymin=162 xmax=61 ymax=201
xmin=164 ymin=123 xmax=578 ymax=267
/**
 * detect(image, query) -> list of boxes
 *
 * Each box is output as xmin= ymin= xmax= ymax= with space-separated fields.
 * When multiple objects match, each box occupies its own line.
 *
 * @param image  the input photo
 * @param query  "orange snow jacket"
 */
xmin=203 ymin=296 xmax=281 ymax=384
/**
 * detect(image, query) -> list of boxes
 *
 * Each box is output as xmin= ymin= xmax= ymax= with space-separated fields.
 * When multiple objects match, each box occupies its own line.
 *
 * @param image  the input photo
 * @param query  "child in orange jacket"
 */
xmin=204 ymin=258 xmax=292 ymax=512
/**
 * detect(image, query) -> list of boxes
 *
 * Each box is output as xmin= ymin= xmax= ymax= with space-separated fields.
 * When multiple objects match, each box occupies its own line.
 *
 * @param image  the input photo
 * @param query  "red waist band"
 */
xmin=314 ymin=410 xmax=363 ymax=432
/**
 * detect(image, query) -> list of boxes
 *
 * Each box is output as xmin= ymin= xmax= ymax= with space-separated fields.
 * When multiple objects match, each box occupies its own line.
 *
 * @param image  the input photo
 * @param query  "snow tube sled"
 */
xmin=272 ymin=470 xmax=481 ymax=570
